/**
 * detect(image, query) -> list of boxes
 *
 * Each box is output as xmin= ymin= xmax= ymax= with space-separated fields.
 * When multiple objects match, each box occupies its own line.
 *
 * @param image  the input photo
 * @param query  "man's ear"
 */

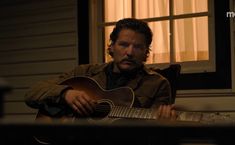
xmin=108 ymin=46 xmax=114 ymax=57
xmin=143 ymin=48 xmax=149 ymax=61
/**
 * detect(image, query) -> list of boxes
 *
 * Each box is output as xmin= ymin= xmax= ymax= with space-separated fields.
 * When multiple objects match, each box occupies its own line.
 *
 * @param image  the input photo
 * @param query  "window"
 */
xmin=100 ymin=0 xmax=215 ymax=74
xmin=89 ymin=0 xmax=234 ymax=93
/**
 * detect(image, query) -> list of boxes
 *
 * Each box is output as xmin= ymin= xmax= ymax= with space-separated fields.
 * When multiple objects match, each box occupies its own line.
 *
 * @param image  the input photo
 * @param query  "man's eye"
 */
xmin=134 ymin=45 xmax=144 ymax=50
xmin=119 ymin=43 xmax=129 ymax=47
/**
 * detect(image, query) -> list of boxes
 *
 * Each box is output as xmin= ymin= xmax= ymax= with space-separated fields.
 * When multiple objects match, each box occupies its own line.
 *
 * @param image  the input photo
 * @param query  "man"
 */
xmin=25 ymin=18 xmax=176 ymax=120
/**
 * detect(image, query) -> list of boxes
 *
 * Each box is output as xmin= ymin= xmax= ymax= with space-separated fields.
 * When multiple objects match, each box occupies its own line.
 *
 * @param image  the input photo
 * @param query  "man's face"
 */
xmin=110 ymin=29 xmax=148 ymax=72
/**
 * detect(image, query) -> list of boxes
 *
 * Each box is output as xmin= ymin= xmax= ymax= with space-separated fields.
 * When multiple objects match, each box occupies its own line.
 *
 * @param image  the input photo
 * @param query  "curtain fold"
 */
xmin=104 ymin=0 xmax=208 ymax=63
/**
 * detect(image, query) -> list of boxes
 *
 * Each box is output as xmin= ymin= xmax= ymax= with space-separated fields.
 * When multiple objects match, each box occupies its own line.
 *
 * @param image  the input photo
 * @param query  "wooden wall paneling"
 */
xmin=4 ymin=88 xmax=31 ymax=102
xmin=0 ymin=19 xmax=76 ymax=38
xmin=4 ymin=75 xmax=59 ymax=89
xmin=0 ymin=60 xmax=76 ymax=76
xmin=0 ymin=0 xmax=75 ymax=16
xmin=0 ymin=33 xmax=76 ymax=51
xmin=0 ymin=0 xmax=77 ymax=119
xmin=3 ymin=114 xmax=36 ymax=121
xmin=0 ymin=46 xmax=76 ymax=63
xmin=3 ymin=102 xmax=37 ymax=114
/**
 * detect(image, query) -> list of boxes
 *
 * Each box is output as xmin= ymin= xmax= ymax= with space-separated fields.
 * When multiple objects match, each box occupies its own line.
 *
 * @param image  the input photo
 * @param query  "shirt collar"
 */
xmin=142 ymin=65 xmax=158 ymax=75
xmin=90 ymin=61 xmax=157 ymax=75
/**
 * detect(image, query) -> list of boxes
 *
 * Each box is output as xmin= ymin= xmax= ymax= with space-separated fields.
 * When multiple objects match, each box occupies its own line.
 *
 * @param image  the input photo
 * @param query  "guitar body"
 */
xmin=34 ymin=76 xmax=135 ymax=144
xmin=34 ymin=76 xmax=234 ymax=144
xmin=61 ymin=76 xmax=135 ymax=108
xmin=35 ymin=76 xmax=135 ymax=123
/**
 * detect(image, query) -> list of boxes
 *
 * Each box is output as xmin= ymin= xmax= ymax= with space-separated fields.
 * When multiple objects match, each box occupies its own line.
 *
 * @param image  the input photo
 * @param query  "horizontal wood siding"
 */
xmin=0 ymin=0 xmax=77 ymax=119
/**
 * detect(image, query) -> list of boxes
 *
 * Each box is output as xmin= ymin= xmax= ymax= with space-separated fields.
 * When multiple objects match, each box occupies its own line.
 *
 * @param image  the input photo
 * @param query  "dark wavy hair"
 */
xmin=108 ymin=18 xmax=153 ymax=61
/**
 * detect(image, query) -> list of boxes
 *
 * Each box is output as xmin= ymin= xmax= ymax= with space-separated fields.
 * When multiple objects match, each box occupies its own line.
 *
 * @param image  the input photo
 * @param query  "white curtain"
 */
xmin=135 ymin=0 xmax=170 ymax=63
xmin=174 ymin=0 xmax=208 ymax=62
xmin=104 ymin=0 xmax=208 ymax=63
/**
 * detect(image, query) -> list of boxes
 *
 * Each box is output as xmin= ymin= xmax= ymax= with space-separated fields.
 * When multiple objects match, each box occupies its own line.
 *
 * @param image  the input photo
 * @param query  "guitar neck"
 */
xmin=108 ymin=106 xmax=233 ymax=123
xmin=109 ymin=106 xmax=157 ymax=120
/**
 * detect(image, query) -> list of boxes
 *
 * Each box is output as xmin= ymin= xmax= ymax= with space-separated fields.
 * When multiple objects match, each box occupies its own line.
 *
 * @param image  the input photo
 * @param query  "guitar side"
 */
xmin=61 ymin=76 xmax=135 ymax=107
xmin=35 ymin=76 xmax=135 ymax=122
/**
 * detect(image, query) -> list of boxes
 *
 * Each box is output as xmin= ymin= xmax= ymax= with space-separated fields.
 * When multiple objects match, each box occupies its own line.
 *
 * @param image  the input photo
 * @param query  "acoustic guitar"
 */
xmin=35 ymin=76 xmax=232 ymax=124
xmin=34 ymin=76 xmax=233 ymax=144
xmin=36 ymin=76 xmax=202 ymax=124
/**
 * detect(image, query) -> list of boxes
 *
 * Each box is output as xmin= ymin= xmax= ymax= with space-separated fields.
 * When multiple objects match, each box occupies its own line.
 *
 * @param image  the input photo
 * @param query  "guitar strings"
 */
xmin=91 ymin=104 xmax=158 ymax=120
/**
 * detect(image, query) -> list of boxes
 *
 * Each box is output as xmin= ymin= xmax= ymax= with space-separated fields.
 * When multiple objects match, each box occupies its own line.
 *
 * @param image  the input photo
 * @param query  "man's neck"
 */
xmin=112 ymin=62 xmax=144 ymax=75
xmin=113 ymin=63 xmax=121 ymax=73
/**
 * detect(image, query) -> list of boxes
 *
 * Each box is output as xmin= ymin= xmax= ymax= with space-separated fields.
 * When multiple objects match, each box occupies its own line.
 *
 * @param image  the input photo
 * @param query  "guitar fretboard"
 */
xmin=95 ymin=103 xmax=234 ymax=124
xmin=108 ymin=106 xmax=234 ymax=124
xmin=109 ymin=106 xmax=157 ymax=120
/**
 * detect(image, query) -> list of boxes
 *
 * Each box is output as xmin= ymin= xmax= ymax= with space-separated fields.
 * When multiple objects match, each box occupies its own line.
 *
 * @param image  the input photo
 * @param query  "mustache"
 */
xmin=120 ymin=58 xmax=137 ymax=64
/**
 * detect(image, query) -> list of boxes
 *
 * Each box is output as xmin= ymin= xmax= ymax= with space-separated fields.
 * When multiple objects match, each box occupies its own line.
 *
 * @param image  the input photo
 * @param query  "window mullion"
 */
xmin=132 ymin=0 xmax=135 ymax=18
xmin=170 ymin=0 xmax=174 ymax=63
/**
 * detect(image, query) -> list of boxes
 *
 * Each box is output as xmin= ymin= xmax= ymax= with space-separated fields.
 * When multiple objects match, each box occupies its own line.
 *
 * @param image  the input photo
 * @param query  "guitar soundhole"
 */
xmin=91 ymin=102 xmax=111 ymax=119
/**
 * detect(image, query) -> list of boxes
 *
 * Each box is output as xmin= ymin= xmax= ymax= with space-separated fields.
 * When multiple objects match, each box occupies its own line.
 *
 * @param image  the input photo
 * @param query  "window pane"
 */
xmin=174 ymin=17 xmax=209 ymax=62
xmin=174 ymin=0 xmax=208 ymax=15
xmin=104 ymin=0 xmax=132 ymax=22
xmin=135 ymin=0 xmax=169 ymax=19
xmin=104 ymin=26 xmax=115 ymax=62
xmin=146 ymin=21 xmax=170 ymax=64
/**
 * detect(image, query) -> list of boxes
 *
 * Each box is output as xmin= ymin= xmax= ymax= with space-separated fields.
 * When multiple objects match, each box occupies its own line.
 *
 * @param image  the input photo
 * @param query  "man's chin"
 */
xmin=118 ymin=64 xmax=135 ymax=72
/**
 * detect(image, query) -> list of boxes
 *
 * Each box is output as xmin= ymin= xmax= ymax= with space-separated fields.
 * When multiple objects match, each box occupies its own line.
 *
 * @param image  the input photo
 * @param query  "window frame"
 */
xmin=91 ymin=0 xmax=215 ymax=74
xmin=230 ymin=0 xmax=235 ymax=93
xmin=88 ymin=0 xmax=235 ymax=96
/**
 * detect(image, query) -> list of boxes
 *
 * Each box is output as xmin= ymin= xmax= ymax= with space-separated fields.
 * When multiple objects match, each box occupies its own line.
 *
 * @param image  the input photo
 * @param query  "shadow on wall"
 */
xmin=0 ymin=78 xmax=12 ymax=118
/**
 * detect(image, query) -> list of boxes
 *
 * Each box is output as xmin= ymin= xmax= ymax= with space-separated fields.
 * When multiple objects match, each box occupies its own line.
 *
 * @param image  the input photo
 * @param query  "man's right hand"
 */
xmin=64 ymin=90 xmax=97 ymax=117
xmin=156 ymin=104 xmax=177 ymax=121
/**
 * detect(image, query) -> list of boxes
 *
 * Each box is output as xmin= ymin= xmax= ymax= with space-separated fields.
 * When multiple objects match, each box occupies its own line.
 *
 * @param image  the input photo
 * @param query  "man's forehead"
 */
xmin=118 ymin=28 xmax=143 ymax=35
xmin=117 ymin=30 xmax=146 ymax=43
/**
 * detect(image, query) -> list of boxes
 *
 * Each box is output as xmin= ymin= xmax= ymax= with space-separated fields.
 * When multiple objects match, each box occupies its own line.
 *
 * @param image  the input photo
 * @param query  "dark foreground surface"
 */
xmin=0 ymin=118 xmax=234 ymax=145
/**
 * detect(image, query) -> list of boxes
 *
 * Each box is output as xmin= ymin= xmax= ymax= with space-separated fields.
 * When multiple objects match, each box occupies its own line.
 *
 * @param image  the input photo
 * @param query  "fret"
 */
xmin=125 ymin=108 xmax=131 ymax=118
xmin=132 ymin=108 xmax=139 ymax=118
xmin=113 ymin=106 xmax=119 ymax=117
xmin=139 ymin=109 xmax=143 ymax=118
xmin=133 ymin=108 xmax=139 ymax=118
xmin=125 ymin=108 xmax=130 ymax=118
xmin=112 ymin=106 xmax=117 ymax=117
xmin=129 ymin=108 xmax=135 ymax=118
xmin=109 ymin=106 xmax=235 ymax=124
xmin=110 ymin=107 xmax=116 ymax=117
xmin=114 ymin=106 xmax=119 ymax=117
xmin=151 ymin=109 xmax=157 ymax=119
xmin=123 ymin=107 xmax=129 ymax=118
xmin=103 ymin=104 xmax=159 ymax=120
xmin=142 ymin=109 xmax=148 ymax=119
xmin=145 ymin=109 xmax=150 ymax=119
xmin=119 ymin=106 xmax=125 ymax=117
xmin=126 ymin=108 xmax=131 ymax=118
xmin=128 ymin=108 xmax=133 ymax=118
xmin=132 ymin=108 xmax=136 ymax=118
xmin=109 ymin=108 xmax=114 ymax=117
xmin=118 ymin=107 xmax=124 ymax=117
xmin=137 ymin=108 xmax=142 ymax=118
xmin=116 ymin=106 xmax=121 ymax=117
xmin=140 ymin=109 xmax=146 ymax=119
xmin=115 ymin=106 xmax=121 ymax=117
xmin=136 ymin=108 xmax=142 ymax=118
xmin=144 ymin=109 xmax=148 ymax=119
xmin=150 ymin=109 xmax=157 ymax=119
xmin=147 ymin=109 xmax=153 ymax=119
xmin=108 ymin=106 xmax=156 ymax=120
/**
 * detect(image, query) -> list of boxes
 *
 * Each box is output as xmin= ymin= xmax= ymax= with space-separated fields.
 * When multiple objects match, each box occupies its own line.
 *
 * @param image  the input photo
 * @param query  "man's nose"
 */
xmin=125 ymin=45 xmax=134 ymax=56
